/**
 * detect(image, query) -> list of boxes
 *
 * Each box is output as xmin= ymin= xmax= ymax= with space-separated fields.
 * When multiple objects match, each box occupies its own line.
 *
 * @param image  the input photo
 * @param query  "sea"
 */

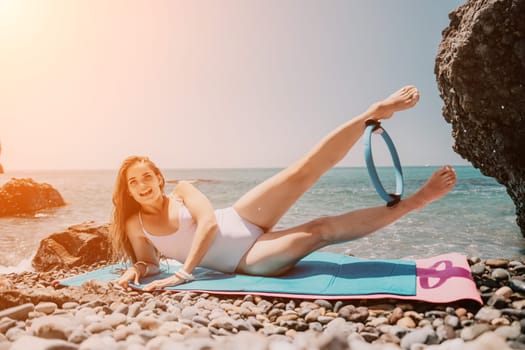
xmin=0 ymin=166 xmax=523 ymax=273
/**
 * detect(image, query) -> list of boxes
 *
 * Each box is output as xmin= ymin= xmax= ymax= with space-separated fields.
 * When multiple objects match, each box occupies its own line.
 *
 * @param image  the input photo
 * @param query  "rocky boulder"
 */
xmin=435 ymin=0 xmax=525 ymax=235
xmin=0 ymin=178 xmax=66 ymax=216
xmin=32 ymin=222 xmax=113 ymax=272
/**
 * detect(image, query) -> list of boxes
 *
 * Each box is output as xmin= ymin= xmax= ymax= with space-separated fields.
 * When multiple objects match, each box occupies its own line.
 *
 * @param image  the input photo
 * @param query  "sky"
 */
xmin=0 ymin=0 xmax=469 ymax=170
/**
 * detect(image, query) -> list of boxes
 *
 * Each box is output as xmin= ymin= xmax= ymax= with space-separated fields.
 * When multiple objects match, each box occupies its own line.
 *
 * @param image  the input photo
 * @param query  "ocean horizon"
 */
xmin=1 ymin=165 xmax=523 ymax=273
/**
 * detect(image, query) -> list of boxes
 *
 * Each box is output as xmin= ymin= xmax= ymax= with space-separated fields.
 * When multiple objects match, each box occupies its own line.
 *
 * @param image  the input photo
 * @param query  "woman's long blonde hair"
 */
xmin=109 ymin=156 xmax=165 ymax=263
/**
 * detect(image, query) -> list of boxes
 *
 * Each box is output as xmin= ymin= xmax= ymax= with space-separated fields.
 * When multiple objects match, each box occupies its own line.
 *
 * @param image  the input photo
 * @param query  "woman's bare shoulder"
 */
xmin=172 ymin=180 xmax=198 ymax=198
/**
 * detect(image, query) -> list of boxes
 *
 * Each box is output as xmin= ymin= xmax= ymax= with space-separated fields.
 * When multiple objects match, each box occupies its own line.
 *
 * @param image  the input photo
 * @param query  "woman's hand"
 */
xmin=142 ymin=274 xmax=186 ymax=292
xmin=114 ymin=267 xmax=140 ymax=290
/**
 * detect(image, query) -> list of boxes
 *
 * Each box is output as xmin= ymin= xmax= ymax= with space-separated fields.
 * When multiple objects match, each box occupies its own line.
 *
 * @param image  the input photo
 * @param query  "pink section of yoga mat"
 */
xmin=180 ymin=253 xmax=482 ymax=304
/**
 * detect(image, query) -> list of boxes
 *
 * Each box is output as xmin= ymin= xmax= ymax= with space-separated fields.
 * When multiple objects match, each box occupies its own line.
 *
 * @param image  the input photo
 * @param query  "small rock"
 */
xmin=317 ymin=316 xmax=335 ymax=324
xmin=0 ymin=303 xmax=34 ymax=321
xmin=276 ymin=313 xmax=298 ymax=323
xmin=78 ymin=334 xmax=118 ymax=350
xmin=62 ymin=302 xmax=79 ymax=310
xmin=444 ymin=315 xmax=460 ymax=329
xmin=470 ymin=264 xmax=486 ymax=276
xmin=491 ymin=317 xmax=510 ymax=326
xmin=305 ymin=309 xmax=321 ymax=323
xmin=389 ymin=307 xmax=404 ymax=325
xmin=157 ymin=321 xmax=189 ymax=336
xmin=110 ymin=303 xmax=128 ymax=315
xmin=432 ymin=317 xmax=444 ymax=328
xmin=512 ymin=299 xmax=525 ymax=310
xmin=337 ymin=304 xmax=355 ymax=319
xmin=192 ymin=315 xmax=209 ymax=327
xmin=491 ymin=268 xmax=510 ymax=281
xmin=209 ymin=309 xmax=228 ymax=320
xmin=5 ymin=327 xmax=29 ymax=342
xmin=435 ymin=324 xmax=456 ymax=342
xmin=475 ymin=306 xmax=502 ymax=322
xmin=10 ymin=335 xmax=77 ymax=350
xmin=314 ymin=299 xmax=332 ymax=309
xmin=181 ymin=306 xmax=199 ymax=320
xmin=485 ymin=259 xmax=508 ymax=268
xmin=35 ymin=302 xmax=58 ymax=315
xmin=455 ymin=307 xmax=468 ymax=318
xmin=512 ymin=265 xmax=525 ymax=275
xmin=85 ymin=322 xmax=111 ymax=334
xmin=400 ymin=326 xmax=435 ymax=350
xmin=308 ymin=322 xmax=323 ymax=332
xmin=247 ymin=317 xmax=263 ymax=330
xmin=396 ymin=316 xmax=416 ymax=328
xmin=461 ymin=323 xmax=491 ymax=341
xmin=468 ymin=256 xmax=481 ymax=265
xmin=136 ymin=315 xmax=161 ymax=330
xmin=324 ymin=318 xmax=355 ymax=337
xmin=501 ymin=308 xmax=525 ymax=318
xmin=360 ymin=331 xmax=380 ymax=342
xmin=425 ymin=310 xmax=447 ymax=319
xmin=495 ymin=286 xmax=513 ymax=298
xmin=30 ymin=315 xmax=76 ymax=340
xmin=333 ymin=301 xmax=343 ymax=313
xmin=127 ymin=302 xmax=142 ymax=318
xmin=261 ymin=324 xmax=287 ymax=336
xmin=0 ymin=317 xmax=17 ymax=334
xmin=487 ymin=294 xmax=508 ymax=309
xmin=509 ymin=279 xmax=525 ymax=294
xmin=349 ymin=307 xmax=369 ymax=323
xmin=106 ymin=312 xmax=127 ymax=328
xmin=208 ymin=316 xmax=237 ymax=331
xmin=68 ymin=327 xmax=89 ymax=344
xmin=494 ymin=322 xmax=521 ymax=340
xmin=112 ymin=323 xmax=140 ymax=341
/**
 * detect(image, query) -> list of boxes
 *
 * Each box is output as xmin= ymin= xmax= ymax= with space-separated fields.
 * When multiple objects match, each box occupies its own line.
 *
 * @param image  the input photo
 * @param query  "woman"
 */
xmin=111 ymin=86 xmax=456 ymax=292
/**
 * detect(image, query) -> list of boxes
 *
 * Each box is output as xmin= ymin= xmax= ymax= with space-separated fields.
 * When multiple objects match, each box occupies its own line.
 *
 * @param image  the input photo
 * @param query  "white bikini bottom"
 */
xmin=200 ymin=207 xmax=264 ymax=273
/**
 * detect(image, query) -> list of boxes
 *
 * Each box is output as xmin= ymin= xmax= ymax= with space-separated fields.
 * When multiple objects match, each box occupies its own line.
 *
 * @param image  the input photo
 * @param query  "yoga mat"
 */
xmin=60 ymin=252 xmax=481 ymax=304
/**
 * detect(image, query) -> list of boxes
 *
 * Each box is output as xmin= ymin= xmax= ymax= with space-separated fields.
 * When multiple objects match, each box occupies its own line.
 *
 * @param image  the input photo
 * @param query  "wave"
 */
xmin=0 ymin=256 xmax=34 ymax=274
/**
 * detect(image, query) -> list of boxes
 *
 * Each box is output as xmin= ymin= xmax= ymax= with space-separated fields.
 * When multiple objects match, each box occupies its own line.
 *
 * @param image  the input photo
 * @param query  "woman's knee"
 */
xmin=306 ymin=217 xmax=336 ymax=244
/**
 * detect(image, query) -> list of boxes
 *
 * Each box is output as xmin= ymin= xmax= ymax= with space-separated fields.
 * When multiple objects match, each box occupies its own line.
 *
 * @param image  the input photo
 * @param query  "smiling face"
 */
xmin=126 ymin=161 xmax=164 ymax=205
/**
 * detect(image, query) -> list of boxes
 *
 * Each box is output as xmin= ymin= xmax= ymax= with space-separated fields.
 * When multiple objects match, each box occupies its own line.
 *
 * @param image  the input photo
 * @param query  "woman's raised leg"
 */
xmin=236 ymin=166 xmax=456 ymax=276
xmin=234 ymin=86 xmax=420 ymax=231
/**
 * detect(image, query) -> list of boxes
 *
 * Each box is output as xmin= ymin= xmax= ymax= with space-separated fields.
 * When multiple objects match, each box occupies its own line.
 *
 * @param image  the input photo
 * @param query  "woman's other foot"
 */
xmin=368 ymin=85 xmax=420 ymax=120
xmin=408 ymin=166 xmax=456 ymax=210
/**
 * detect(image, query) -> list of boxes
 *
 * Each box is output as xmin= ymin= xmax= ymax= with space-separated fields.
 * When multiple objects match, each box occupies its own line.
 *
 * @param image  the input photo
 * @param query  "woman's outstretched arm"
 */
xmin=114 ymin=219 xmax=160 ymax=289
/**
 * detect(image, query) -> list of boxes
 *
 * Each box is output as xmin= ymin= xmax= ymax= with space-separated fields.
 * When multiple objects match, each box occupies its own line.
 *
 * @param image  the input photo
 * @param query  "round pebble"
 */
xmin=510 ymin=279 xmax=525 ymax=293
xmin=35 ymin=302 xmax=57 ymax=315
xmin=491 ymin=268 xmax=510 ymax=281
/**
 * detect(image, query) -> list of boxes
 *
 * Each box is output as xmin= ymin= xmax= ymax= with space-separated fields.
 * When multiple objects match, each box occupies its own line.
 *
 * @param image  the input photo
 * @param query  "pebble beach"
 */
xmin=1 ymin=256 xmax=525 ymax=350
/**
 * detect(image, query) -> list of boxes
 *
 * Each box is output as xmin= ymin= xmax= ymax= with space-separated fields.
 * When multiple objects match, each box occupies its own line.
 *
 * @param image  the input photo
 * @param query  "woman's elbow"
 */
xmin=199 ymin=217 xmax=218 ymax=233
xmin=207 ymin=221 xmax=219 ymax=233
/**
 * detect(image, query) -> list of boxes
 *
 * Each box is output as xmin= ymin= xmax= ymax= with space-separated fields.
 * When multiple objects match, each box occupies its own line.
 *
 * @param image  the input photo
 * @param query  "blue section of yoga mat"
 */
xmin=60 ymin=252 xmax=416 ymax=296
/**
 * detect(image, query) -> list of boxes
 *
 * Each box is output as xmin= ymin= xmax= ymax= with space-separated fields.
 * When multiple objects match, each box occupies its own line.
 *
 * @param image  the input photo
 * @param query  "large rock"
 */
xmin=435 ymin=0 xmax=525 ymax=235
xmin=32 ymin=222 xmax=112 ymax=271
xmin=0 ymin=178 xmax=66 ymax=216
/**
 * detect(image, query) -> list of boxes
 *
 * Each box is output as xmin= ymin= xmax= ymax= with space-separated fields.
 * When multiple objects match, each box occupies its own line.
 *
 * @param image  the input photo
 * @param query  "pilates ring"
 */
xmin=363 ymin=119 xmax=404 ymax=207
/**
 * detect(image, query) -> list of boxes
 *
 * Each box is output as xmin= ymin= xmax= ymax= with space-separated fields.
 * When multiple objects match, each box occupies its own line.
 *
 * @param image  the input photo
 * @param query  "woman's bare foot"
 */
xmin=368 ymin=85 xmax=420 ymax=120
xmin=408 ymin=166 xmax=456 ymax=210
